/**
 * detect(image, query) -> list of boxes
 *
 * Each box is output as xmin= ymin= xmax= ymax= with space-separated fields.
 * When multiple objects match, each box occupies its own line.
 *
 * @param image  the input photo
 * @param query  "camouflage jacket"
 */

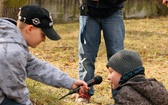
xmin=0 ymin=18 xmax=75 ymax=105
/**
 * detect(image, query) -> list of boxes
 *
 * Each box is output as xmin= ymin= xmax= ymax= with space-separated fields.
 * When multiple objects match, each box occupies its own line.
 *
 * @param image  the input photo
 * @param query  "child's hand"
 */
xmin=71 ymin=80 xmax=90 ymax=93
xmin=163 ymin=0 xmax=168 ymax=6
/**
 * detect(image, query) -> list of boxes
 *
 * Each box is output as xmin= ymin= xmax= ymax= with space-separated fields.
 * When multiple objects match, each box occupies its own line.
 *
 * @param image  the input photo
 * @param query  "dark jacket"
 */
xmin=115 ymin=75 xmax=168 ymax=105
xmin=87 ymin=0 xmax=125 ymax=8
xmin=87 ymin=0 xmax=126 ymax=18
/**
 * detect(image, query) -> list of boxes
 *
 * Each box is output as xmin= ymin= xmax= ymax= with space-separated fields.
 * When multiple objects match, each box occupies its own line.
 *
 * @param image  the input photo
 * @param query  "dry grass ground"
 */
xmin=27 ymin=17 xmax=168 ymax=105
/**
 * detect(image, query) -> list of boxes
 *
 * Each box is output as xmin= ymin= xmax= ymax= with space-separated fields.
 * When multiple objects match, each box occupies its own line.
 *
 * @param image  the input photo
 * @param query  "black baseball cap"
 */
xmin=18 ymin=5 xmax=61 ymax=40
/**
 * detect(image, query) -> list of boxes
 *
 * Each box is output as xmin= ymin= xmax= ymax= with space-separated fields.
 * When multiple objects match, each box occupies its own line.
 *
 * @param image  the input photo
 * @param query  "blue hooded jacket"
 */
xmin=0 ymin=18 xmax=75 ymax=105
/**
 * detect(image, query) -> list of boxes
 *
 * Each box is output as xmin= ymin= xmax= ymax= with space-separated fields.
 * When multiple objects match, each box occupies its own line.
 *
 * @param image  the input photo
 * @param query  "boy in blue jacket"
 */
xmin=0 ymin=5 xmax=89 ymax=105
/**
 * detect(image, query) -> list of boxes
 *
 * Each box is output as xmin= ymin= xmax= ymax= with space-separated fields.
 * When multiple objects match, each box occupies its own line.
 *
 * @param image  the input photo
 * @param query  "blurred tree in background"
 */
xmin=0 ymin=0 xmax=168 ymax=22
xmin=124 ymin=0 xmax=168 ymax=18
xmin=1 ymin=0 xmax=29 ymax=20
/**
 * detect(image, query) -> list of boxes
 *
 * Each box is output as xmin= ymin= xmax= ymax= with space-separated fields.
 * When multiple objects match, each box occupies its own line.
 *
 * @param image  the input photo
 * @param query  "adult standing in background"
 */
xmin=77 ymin=0 xmax=126 ymax=103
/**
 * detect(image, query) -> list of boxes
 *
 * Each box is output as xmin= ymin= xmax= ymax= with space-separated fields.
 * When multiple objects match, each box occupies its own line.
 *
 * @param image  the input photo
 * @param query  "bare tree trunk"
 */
xmin=73 ymin=0 xmax=77 ymax=17
xmin=0 ymin=0 xmax=4 ymax=17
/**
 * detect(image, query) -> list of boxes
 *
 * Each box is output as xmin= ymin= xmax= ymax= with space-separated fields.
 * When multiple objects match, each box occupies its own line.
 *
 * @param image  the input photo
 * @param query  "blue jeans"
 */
xmin=78 ymin=10 xmax=125 ymax=96
xmin=78 ymin=16 xmax=87 ymax=57
xmin=1 ymin=97 xmax=23 ymax=105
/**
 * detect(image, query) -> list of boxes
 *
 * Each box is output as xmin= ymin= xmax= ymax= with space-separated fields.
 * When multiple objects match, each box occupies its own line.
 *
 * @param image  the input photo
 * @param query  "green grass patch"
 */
xmin=28 ymin=17 xmax=168 ymax=105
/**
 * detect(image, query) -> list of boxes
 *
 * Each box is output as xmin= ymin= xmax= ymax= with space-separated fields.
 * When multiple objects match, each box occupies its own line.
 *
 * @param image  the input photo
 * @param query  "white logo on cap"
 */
xmin=32 ymin=18 xmax=41 ymax=25
xmin=49 ymin=14 xmax=53 ymax=26
xmin=49 ymin=14 xmax=53 ymax=21
xmin=49 ymin=22 xmax=53 ymax=26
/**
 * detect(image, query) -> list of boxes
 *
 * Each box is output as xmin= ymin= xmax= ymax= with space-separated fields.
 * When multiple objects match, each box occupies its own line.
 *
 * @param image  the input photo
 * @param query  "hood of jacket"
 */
xmin=0 ymin=18 xmax=28 ymax=49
